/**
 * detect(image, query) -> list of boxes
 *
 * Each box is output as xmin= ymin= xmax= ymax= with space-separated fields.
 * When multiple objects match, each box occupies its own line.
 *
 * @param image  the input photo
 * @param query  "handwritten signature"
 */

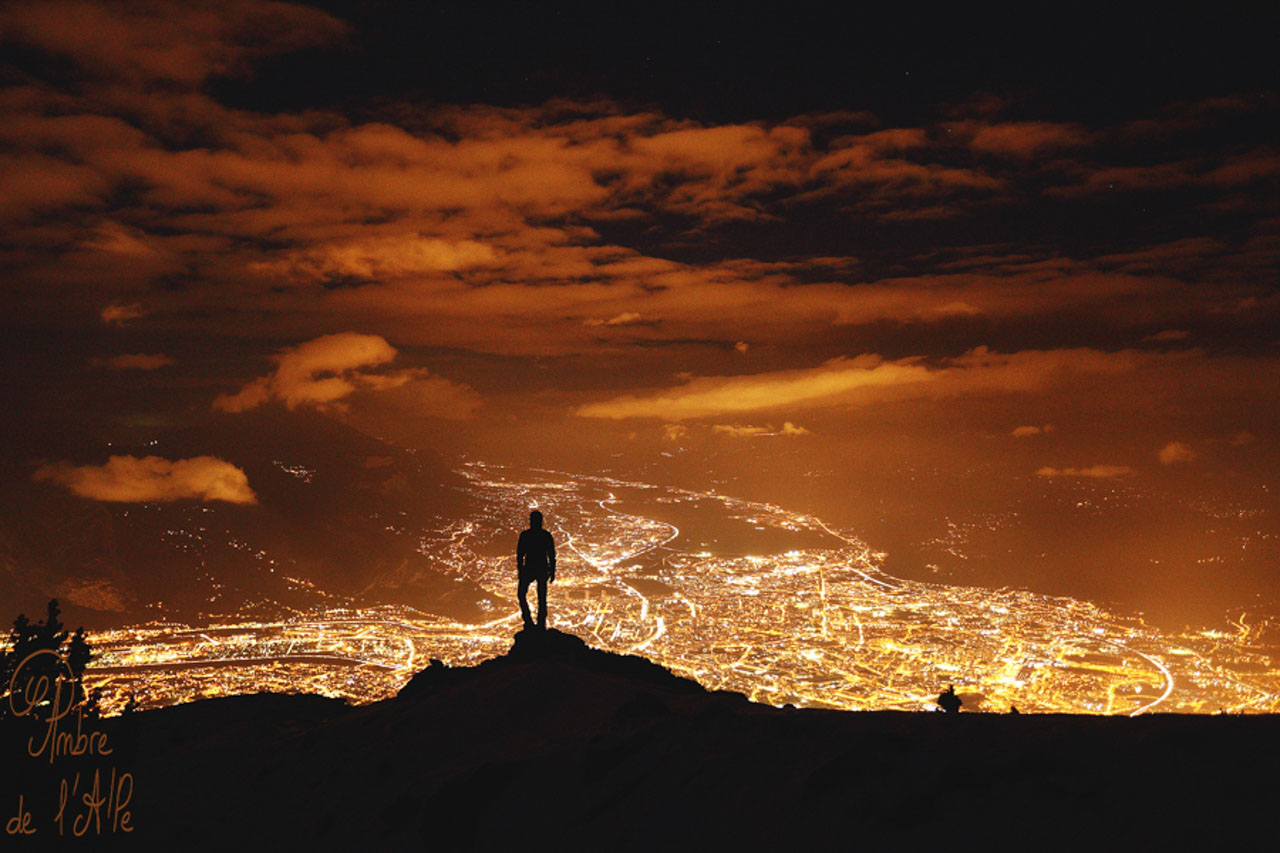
xmin=5 ymin=649 xmax=134 ymax=838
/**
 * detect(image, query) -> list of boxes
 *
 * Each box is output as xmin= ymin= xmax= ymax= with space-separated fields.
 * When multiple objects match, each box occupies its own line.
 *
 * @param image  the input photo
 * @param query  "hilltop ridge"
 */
xmin=9 ymin=629 xmax=1276 ymax=850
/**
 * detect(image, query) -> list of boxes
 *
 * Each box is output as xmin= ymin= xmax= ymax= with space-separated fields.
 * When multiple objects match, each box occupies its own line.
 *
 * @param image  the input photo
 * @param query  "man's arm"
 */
xmin=547 ymin=531 xmax=556 ymax=581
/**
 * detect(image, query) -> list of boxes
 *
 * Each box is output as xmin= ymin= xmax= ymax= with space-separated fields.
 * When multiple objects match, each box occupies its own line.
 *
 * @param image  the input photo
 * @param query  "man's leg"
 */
xmin=536 ymin=576 xmax=547 ymax=629
xmin=518 ymin=576 xmax=534 ymax=628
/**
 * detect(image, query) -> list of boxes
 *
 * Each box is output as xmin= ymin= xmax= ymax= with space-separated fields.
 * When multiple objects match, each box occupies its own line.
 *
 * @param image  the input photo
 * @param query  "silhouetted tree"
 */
xmin=937 ymin=684 xmax=962 ymax=713
xmin=67 ymin=627 xmax=93 ymax=707
xmin=0 ymin=612 xmax=32 ymax=700
xmin=0 ymin=598 xmax=93 ymax=720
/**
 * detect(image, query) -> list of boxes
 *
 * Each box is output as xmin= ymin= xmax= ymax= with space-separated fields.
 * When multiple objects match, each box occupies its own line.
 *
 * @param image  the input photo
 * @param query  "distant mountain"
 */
xmin=15 ymin=628 xmax=1273 ymax=849
xmin=0 ymin=407 xmax=488 ymax=628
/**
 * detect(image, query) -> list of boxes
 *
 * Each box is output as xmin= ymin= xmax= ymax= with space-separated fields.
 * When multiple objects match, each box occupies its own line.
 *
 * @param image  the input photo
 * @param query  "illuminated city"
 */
xmin=85 ymin=462 xmax=1280 ymax=717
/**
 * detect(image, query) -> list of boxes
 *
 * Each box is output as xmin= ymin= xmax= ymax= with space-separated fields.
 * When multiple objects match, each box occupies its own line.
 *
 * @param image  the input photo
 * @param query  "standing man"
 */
xmin=517 ymin=509 xmax=556 ymax=630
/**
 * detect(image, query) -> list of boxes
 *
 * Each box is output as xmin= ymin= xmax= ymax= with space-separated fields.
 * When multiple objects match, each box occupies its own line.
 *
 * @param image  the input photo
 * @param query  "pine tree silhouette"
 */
xmin=0 ymin=598 xmax=93 ymax=720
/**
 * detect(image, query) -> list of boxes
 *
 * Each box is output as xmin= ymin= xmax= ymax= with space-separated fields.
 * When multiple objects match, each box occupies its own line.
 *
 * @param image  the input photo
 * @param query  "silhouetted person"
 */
xmin=937 ymin=684 xmax=962 ymax=713
xmin=517 ymin=510 xmax=556 ymax=630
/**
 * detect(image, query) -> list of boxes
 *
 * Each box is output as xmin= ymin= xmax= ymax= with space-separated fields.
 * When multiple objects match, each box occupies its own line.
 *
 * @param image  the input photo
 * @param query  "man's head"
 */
xmin=529 ymin=510 xmax=543 ymax=529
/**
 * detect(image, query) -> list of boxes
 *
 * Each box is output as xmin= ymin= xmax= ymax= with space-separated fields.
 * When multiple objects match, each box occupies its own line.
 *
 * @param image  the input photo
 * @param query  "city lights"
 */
xmin=84 ymin=463 xmax=1279 ymax=717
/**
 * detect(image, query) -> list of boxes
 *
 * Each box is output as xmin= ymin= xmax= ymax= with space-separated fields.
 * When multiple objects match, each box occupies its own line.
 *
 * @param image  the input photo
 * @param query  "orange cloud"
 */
xmin=1047 ymin=162 xmax=1196 ymax=198
xmin=584 ymin=312 xmax=647 ymax=327
xmin=810 ymin=133 xmax=1002 ymax=201
xmin=576 ymin=348 xmax=1150 ymax=420
xmin=1143 ymin=329 xmax=1191 ymax=342
xmin=1036 ymin=465 xmax=1135 ymax=479
xmin=661 ymin=424 xmax=688 ymax=441
xmin=100 ymin=302 xmax=146 ymax=325
xmin=577 ymin=355 xmax=934 ymax=419
xmin=0 ymin=0 xmax=348 ymax=85
xmin=1011 ymin=424 xmax=1054 ymax=438
xmin=1096 ymin=238 xmax=1225 ymax=274
xmin=0 ymin=1 xmax=1274 ymax=388
xmin=712 ymin=424 xmax=770 ymax=438
xmin=1049 ymin=149 xmax=1280 ymax=200
xmin=342 ymin=370 xmax=483 ymax=423
xmin=82 ymin=221 xmax=159 ymax=257
xmin=712 ymin=422 xmax=810 ymax=438
xmin=34 ymin=455 xmax=256 ymax=503
xmin=214 ymin=332 xmax=398 ymax=412
xmin=214 ymin=332 xmax=478 ymax=418
xmin=251 ymin=236 xmax=500 ymax=283
xmin=1158 ymin=441 xmax=1196 ymax=465
xmin=0 ymin=37 xmax=1263 ymax=363
xmin=959 ymin=121 xmax=1091 ymax=157
xmin=298 ymin=248 xmax=1233 ymax=358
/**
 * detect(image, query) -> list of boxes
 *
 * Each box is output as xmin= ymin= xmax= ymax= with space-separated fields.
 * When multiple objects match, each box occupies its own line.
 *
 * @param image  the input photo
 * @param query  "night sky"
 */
xmin=2 ymin=1 xmax=1278 ymax=627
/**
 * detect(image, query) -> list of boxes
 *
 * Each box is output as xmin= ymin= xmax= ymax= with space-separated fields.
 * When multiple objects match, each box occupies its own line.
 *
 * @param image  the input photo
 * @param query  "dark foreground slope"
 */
xmin=16 ymin=630 xmax=1277 ymax=851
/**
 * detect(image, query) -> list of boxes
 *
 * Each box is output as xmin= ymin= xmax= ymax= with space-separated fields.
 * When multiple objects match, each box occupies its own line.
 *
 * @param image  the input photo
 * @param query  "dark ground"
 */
xmin=4 ymin=629 xmax=1275 ymax=851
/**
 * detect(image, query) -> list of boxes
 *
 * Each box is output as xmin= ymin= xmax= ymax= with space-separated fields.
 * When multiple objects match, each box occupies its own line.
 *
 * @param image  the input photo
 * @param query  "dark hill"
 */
xmin=10 ymin=630 xmax=1276 ymax=850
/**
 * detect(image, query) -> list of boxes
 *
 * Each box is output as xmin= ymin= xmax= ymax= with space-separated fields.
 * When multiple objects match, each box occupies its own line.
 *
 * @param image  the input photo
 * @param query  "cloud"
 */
xmin=1117 ymin=95 xmax=1267 ymax=141
xmin=661 ymin=424 xmax=688 ymax=441
xmin=1048 ymin=149 xmax=1280 ymax=200
xmin=82 ymin=221 xmax=159 ymax=257
xmin=584 ymin=312 xmax=647 ymax=327
xmin=214 ymin=332 xmax=397 ymax=411
xmin=1047 ymin=162 xmax=1197 ymax=197
xmin=94 ymin=353 xmax=175 ymax=370
xmin=342 ymin=369 xmax=483 ymax=423
xmin=798 ymin=266 xmax=1196 ymax=331
xmin=712 ymin=424 xmax=768 ymax=438
xmin=0 ymin=0 xmax=349 ymax=85
xmin=1096 ymin=238 xmax=1226 ymax=275
xmin=713 ymin=424 xmax=765 ymax=437
xmin=214 ymin=332 xmax=478 ymax=417
xmin=1011 ymin=424 xmax=1055 ymax=438
xmin=712 ymin=422 xmax=811 ymax=438
xmin=959 ymin=121 xmax=1092 ymax=157
xmin=34 ymin=455 xmax=256 ymax=503
xmin=808 ymin=130 xmax=1003 ymax=208
xmin=1158 ymin=441 xmax=1196 ymax=465
xmin=100 ymin=302 xmax=146 ymax=325
xmin=1143 ymin=329 xmax=1190 ymax=342
xmin=0 ymin=0 xmax=1275 ymax=456
xmin=575 ymin=347 xmax=1149 ymax=420
xmin=0 ymin=29 xmax=1267 ymax=363
xmin=251 ymin=236 xmax=500 ymax=283
xmin=577 ymin=354 xmax=932 ymax=419
xmin=1036 ymin=465 xmax=1135 ymax=479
